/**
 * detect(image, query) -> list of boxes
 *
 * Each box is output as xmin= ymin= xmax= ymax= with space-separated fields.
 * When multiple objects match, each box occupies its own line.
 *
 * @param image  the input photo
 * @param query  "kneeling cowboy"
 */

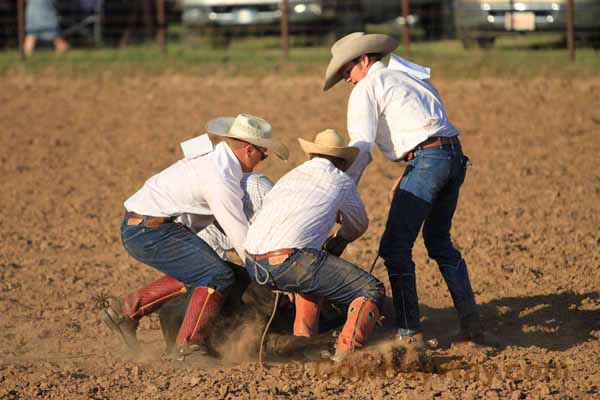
xmin=101 ymin=114 xmax=288 ymax=356
xmin=244 ymin=129 xmax=386 ymax=361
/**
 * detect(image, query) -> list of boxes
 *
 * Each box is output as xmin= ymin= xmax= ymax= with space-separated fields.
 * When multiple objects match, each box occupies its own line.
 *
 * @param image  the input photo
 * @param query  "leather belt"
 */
xmin=124 ymin=211 xmax=174 ymax=228
xmin=404 ymin=136 xmax=460 ymax=162
xmin=253 ymin=248 xmax=296 ymax=263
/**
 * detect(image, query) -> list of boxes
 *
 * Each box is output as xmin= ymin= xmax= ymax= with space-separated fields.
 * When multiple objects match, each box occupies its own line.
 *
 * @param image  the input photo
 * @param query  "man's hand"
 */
xmin=389 ymin=177 xmax=401 ymax=203
xmin=323 ymin=235 xmax=349 ymax=257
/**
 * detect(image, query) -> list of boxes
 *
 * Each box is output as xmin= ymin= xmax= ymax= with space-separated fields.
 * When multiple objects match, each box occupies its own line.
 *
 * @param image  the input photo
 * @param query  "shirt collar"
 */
xmin=367 ymin=61 xmax=386 ymax=76
xmin=216 ymin=141 xmax=243 ymax=178
xmin=308 ymin=157 xmax=336 ymax=170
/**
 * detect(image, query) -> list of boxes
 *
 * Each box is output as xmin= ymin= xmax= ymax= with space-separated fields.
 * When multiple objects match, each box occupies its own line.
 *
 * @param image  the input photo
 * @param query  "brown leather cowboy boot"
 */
xmin=101 ymin=275 xmax=186 ymax=351
xmin=333 ymin=297 xmax=380 ymax=361
xmin=175 ymin=287 xmax=225 ymax=357
xmin=293 ymin=294 xmax=322 ymax=337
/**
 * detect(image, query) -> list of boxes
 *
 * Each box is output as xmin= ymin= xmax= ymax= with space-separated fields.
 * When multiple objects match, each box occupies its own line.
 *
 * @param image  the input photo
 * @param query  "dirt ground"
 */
xmin=1 ymin=73 xmax=599 ymax=400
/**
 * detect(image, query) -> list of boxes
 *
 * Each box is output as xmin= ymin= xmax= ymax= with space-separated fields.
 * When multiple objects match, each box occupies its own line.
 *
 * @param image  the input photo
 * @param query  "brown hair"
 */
xmin=365 ymin=53 xmax=383 ymax=63
xmin=309 ymin=154 xmax=348 ymax=171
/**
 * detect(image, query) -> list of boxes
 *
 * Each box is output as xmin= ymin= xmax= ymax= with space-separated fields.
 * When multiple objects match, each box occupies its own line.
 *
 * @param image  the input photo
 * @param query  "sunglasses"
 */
xmin=254 ymin=145 xmax=268 ymax=161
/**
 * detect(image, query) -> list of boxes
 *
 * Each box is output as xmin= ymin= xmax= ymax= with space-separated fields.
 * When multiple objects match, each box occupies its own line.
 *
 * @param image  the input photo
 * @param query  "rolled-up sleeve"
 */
xmin=337 ymin=180 xmax=369 ymax=242
xmin=346 ymin=83 xmax=379 ymax=183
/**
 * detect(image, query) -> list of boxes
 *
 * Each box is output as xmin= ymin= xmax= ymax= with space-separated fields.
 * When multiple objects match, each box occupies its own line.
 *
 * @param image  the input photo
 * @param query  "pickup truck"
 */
xmin=356 ymin=0 xmax=453 ymax=39
xmin=180 ymin=0 xmax=335 ymax=35
xmin=454 ymin=0 xmax=600 ymax=48
xmin=179 ymin=0 xmax=452 ymax=40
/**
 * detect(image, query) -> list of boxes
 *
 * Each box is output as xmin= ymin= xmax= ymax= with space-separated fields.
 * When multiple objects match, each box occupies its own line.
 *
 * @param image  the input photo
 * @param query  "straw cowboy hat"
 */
xmin=298 ymin=129 xmax=359 ymax=170
xmin=206 ymin=113 xmax=289 ymax=161
xmin=323 ymin=32 xmax=399 ymax=91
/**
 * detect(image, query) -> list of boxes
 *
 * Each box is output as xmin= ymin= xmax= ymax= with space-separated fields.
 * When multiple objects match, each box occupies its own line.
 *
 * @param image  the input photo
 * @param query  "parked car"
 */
xmin=454 ymin=0 xmax=600 ymax=48
xmin=358 ymin=0 xmax=454 ymax=39
xmin=322 ymin=0 xmax=454 ymax=40
xmin=180 ymin=0 xmax=335 ymax=36
xmin=179 ymin=0 xmax=454 ymax=42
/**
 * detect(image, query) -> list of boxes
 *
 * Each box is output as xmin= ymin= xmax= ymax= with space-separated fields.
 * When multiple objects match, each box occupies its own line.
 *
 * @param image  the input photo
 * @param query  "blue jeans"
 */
xmin=379 ymin=140 xmax=478 ymax=335
xmin=244 ymin=249 xmax=385 ymax=310
xmin=121 ymin=217 xmax=235 ymax=293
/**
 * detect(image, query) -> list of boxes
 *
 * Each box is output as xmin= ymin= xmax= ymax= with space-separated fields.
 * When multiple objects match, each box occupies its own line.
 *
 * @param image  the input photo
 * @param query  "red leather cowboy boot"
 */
xmin=333 ymin=297 xmax=380 ymax=361
xmin=101 ymin=275 xmax=186 ymax=351
xmin=175 ymin=287 xmax=225 ymax=357
xmin=293 ymin=294 xmax=322 ymax=337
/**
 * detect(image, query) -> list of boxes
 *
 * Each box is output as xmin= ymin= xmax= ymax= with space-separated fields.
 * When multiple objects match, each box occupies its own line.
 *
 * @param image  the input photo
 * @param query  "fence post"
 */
xmin=402 ymin=0 xmax=410 ymax=54
xmin=508 ymin=0 xmax=514 ymax=30
xmin=566 ymin=0 xmax=575 ymax=63
xmin=157 ymin=0 xmax=166 ymax=54
xmin=18 ymin=0 xmax=25 ymax=59
xmin=281 ymin=0 xmax=289 ymax=59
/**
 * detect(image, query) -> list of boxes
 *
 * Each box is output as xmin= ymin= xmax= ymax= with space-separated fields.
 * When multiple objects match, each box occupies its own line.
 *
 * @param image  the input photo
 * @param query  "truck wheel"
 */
xmin=460 ymin=31 xmax=495 ymax=49
xmin=209 ymin=30 xmax=231 ymax=49
xmin=476 ymin=36 xmax=495 ymax=48
xmin=459 ymin=31 xmax=476 ymax=49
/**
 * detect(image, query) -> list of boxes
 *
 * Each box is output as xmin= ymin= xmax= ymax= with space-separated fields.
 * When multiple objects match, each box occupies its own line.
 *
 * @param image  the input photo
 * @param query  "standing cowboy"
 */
xmin=323 ymin=32 xmax=495 ymax=358
xmin=101 ymin=114 xmax=288 ymax=357
xmin=244 ymin=129 xmax=385 ymax=361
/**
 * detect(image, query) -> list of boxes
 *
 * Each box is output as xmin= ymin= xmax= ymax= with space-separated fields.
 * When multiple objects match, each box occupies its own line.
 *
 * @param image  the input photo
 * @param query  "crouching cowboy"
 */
xmin=101 ymin=114 xmax=288 ymax=358
xmin=244 ymin=129 xmax=385 ymax=361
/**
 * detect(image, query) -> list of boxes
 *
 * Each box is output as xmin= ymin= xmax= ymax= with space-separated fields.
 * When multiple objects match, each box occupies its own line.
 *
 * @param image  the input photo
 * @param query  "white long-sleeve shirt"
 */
xmin=346 ymin=61 xmax=459 ymax=182
xmin=124 ymin=142 xmax=249 ymax=261
xmin=244 ymin=158 xmax=368 ymax=255
xmin=178 ymin=173 xmax=274 ymax=260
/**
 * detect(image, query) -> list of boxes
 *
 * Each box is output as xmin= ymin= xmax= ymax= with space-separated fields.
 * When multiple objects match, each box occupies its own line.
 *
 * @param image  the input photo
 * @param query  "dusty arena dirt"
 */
xmin=1 ymin=73 xmax=599 ymax=399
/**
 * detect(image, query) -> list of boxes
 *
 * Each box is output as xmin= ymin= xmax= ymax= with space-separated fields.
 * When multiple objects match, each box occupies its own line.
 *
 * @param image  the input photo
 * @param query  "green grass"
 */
xmin=1 ymin=31 xmax=598 ymax=79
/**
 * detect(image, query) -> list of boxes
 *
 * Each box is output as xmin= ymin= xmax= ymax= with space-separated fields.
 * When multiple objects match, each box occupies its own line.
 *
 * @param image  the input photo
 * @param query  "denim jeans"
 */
xmin=379 ymin=140 xmax=478 ymax=335
xmin=244 ymin=249 xmax=385 ymax=310
xmin=121 ymin=217 xmax=235 ymax=293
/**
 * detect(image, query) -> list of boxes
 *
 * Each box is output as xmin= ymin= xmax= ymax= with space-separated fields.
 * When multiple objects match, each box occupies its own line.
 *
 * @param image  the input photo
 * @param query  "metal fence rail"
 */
xmin=0 ymin=0 xmax=583 ymax=62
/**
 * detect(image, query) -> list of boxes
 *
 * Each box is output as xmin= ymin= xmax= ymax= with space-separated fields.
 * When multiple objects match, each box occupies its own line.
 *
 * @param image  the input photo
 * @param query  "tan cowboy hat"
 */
xmin=323 ymin=32 xmax=399 ymax=91
xmin=206 ymin=113 xmax=289 ymax=161
xmin=298 ymin=129 xmax=359 ymax=170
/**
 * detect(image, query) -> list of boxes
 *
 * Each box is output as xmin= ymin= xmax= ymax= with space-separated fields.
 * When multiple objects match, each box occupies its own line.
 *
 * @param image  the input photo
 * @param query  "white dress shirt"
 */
xmin=124 ymin=142 xmax=249 ymax=260
xmin=244 ymin=158 xmax=368 ymax=255
xmin=346 ymin=61 xmax=459 ymax=182
xmin=179 ymin=173 xmax=274 ymax=260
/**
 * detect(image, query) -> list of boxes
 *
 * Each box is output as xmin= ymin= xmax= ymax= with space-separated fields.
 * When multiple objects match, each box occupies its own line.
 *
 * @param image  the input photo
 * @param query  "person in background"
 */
xmin=24 ymin=0 xmax=69 ymax=56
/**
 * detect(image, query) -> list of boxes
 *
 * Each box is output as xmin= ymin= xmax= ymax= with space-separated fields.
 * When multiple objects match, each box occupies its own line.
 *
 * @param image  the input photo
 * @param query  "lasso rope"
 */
xmin=258 ymin=291 xmax=280 ymax=368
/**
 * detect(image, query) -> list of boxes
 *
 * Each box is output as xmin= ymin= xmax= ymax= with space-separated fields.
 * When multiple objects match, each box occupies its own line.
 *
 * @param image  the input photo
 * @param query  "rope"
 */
xmin=258 ymin=291 xmax=280 ymax=369
xmin=247 ymin=253 xmax=280 ymax=368
xmin=368 ymin=254 xmax=379 ymax=274
xmin=250 ymin=254 xmax=271 ymax=286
